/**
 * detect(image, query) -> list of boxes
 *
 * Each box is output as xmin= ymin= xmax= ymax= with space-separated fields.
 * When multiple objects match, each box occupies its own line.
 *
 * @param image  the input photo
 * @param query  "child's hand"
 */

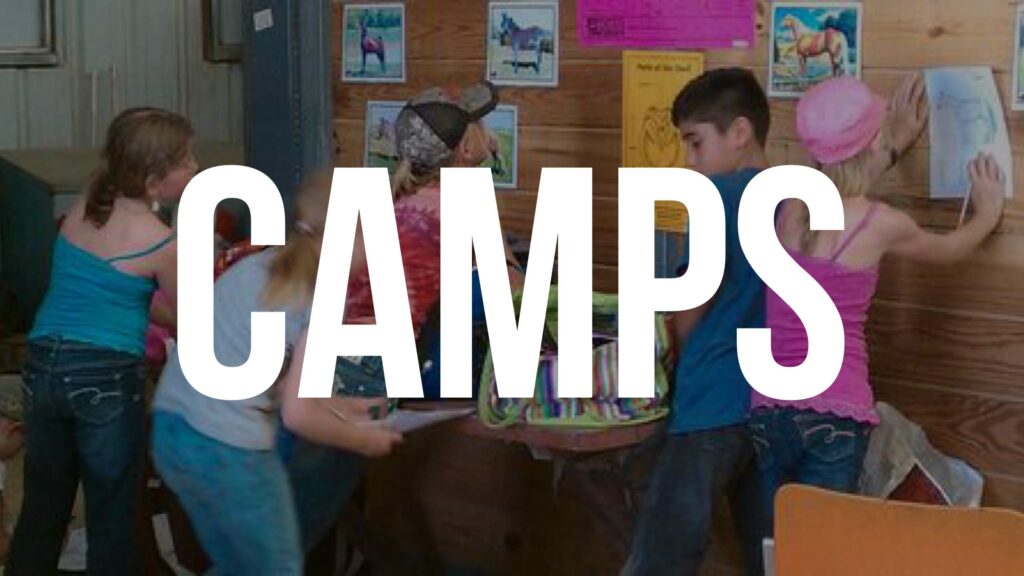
xmin=355 ymin=422 xmax=403 ymax=458
xmin=325 ymin=396 xmax=392 ymax=423
xmin=888 ymin=74 xmax=929 ymax=157
xmin=967 ymin=153 xmax=1005 ymax=229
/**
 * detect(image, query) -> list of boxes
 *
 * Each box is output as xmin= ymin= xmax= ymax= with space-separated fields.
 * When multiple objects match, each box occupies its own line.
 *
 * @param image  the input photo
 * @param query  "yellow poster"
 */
xmin=622 ymin=51 xmax=704 ymax=232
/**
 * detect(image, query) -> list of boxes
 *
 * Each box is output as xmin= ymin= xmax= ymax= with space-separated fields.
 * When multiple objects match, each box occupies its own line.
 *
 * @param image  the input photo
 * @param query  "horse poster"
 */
xmin=621 ymin=51 xmax=705 ymax=232
xmin=1014 ymin=4 xmax=1024 ymax=111
xmin=363 ymin=101 xmax=405 ymax=174
xmin=768 ymin=2 xmax=862 ymax=98
xmin=342 ymin=3 xmax=406 ymax=83
xmin=487 ymin=2 xmax=559 ymax=87
xmin=481 ymin=105 xmax=519 ymax=189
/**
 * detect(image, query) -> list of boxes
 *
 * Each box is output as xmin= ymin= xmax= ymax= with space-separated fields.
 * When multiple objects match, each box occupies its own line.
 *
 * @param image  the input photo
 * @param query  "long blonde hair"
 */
xmin=391 ymin=158 xmax=444 ymax=201
xmin=794 ymin=130 xmax=886 ymax=254
xmin=263 ymin=171 xmax=333 ymax=309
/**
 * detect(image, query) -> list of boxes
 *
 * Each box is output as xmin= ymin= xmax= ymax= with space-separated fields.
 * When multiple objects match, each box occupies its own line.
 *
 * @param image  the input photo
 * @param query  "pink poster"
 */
xmin=577 ymin=0 xmax=755 ymax=49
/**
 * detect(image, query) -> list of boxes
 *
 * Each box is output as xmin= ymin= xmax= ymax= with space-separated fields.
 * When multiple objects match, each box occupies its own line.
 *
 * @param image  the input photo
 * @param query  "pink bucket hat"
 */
xmin=796 ymin=77 xmax=886 ymax=165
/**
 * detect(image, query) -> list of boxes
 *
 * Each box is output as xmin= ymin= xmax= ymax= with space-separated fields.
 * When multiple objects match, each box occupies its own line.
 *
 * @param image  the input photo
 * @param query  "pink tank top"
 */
xmin=751 ymin=202 xmax=881 ymax=424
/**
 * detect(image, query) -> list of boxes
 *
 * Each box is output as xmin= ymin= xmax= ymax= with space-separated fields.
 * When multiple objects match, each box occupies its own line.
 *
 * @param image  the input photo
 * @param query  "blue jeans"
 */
xmin=748 ymin=407 xmax=872 ymax=538
xmin=9 ymin=337 xmax=146 ymax=576
xmin=622 ymin=424 xmax=766 ymax=576
xmin=277 ymin=427 xmax=367 ymax=552
xmin=151 ymin=411 xmax=302 ymax=576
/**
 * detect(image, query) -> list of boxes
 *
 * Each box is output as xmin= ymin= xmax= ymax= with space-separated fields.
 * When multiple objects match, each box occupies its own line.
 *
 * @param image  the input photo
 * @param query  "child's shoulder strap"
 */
xmin=831 ymin=202 xmax=880 ymax=261
xmin=106 ymin=232 xmax=176 ymax=264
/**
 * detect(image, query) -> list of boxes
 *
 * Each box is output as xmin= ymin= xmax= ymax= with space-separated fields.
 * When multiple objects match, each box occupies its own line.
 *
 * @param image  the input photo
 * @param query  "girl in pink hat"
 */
xmin=749 ymin=75 xmax=1006 ymax=535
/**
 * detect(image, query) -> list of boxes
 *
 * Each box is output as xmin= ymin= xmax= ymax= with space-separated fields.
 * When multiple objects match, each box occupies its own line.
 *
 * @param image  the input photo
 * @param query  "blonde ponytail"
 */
xmin=391 ymin=158 xmax=442 ymax=202
xmin=263 ymin=172 xmax=333 ymax=310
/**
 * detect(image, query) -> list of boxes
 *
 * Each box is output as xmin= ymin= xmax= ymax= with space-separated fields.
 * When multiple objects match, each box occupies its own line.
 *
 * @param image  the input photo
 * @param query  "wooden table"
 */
xmin=385 ymin=401 xmax=668 ymax=564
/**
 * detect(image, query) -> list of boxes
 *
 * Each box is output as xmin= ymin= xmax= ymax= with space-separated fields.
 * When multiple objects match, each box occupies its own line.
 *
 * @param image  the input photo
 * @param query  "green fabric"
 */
xmin=477 ymin=288 xmax=670 ymax=429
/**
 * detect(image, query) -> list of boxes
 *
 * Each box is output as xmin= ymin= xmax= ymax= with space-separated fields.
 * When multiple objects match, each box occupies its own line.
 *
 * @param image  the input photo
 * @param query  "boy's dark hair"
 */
xmin=671 ymin=68 xmax=770 ymax=147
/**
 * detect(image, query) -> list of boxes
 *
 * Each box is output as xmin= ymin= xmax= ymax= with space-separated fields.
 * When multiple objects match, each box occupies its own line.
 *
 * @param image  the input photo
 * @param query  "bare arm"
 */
xmin=149 ymin=289 xmax=176 ymax=330
xmin=279 ymin=331 xmax=402 ymax=457
xmin=886 ymin=154 xmax=1004 ymax=264
xmin=154 ymin=240 xmax=178 ymax=308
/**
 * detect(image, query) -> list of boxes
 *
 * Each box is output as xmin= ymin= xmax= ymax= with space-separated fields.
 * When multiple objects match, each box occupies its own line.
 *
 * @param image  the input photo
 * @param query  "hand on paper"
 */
xmin=888 ymin=74 xmax=929 ymax=157
xmin=967 ymin=153 xmax=1006 ymax=229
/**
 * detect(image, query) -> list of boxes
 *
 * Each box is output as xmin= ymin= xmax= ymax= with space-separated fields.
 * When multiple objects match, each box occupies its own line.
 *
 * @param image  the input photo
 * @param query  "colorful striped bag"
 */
xmin=477 ymin=289 xmax=671 ymax=428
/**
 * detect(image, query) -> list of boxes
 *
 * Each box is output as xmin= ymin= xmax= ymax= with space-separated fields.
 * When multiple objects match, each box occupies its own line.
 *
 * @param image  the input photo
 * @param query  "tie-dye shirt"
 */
xmin=345 ymin=187 xmax=442 ymax=335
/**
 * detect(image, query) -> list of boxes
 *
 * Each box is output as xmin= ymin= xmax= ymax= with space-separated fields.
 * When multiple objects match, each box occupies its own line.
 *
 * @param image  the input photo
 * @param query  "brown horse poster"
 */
xmin=342 ymin=3 xmax=406 ymax=83
xmin=769 ymin=2 xmax=862 ymax=99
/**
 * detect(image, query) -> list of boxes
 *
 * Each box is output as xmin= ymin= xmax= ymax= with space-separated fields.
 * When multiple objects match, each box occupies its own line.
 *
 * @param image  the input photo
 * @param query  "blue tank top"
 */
xmin=30 ymin=234 xmax=171 ymax=355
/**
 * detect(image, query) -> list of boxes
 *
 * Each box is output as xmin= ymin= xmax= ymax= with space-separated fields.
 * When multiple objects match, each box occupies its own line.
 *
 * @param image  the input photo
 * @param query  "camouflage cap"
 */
xmin=396 ymin=82 xmax=499 ymax=172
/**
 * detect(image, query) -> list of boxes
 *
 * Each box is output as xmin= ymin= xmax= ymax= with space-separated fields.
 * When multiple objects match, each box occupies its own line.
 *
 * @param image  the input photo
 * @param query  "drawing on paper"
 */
xmin=640 ymin=107 xmax=683 ymax=168
xmin=925 ymin=67 xmax=1013 ymax=199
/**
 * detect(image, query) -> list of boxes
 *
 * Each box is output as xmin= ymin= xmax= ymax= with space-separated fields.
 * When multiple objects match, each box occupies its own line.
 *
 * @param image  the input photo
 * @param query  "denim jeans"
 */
xmin=622 ymin=424 xmax=766 ymax=576
xmin=9 ymin=337 xmax=146 ymax=576
xmin=277 ymin=427 xmax=367 ymax=552
xmin=748 ymin=407 xmax=872 ymax=538
xmin=151 ymin=411 xmax=302 ymax=576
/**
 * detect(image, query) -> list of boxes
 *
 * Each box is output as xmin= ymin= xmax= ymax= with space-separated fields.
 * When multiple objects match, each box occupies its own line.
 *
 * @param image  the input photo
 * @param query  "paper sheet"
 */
xmin=925 ymin=67 xmax=1013 ymax=199
xmin=383 ymin=408 xmax=476 ymax=433
xmin=622 ymin=51 xmax=704 ymax=232
xmin=577 ymin=0 xmax=754 ymax=49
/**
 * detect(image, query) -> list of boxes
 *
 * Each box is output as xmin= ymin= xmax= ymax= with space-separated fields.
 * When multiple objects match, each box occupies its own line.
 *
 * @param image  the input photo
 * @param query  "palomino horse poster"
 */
xmin=342 ymin=3 xmax=406 ymax=83
xmin=768 ymin=2 xmax=862 ymax=98
xmin=487 ymin=2 xmax=559 ymax=87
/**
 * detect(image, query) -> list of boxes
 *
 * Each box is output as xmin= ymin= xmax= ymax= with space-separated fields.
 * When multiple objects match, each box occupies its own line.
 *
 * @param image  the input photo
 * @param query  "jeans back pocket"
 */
xmin=65 ymin=366 xmax=144 ymax=426
xmin=793 ymin=412 xmax=860 ymax=465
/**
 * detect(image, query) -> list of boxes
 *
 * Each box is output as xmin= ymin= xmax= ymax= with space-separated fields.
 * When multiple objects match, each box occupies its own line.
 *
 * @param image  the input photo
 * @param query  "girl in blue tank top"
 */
xmin=11 ymin=108 xmax=196 ymax=575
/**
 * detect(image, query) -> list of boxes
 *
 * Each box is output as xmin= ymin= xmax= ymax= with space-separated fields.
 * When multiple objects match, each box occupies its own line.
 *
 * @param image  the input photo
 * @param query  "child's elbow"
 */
xmin=280 ymin=399 xmax=307 ymax=435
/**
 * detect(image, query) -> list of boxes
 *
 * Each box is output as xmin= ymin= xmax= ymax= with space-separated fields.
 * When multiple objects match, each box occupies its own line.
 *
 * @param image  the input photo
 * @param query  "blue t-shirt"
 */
xmin=669 ymin=168 xmax=764 ymax=434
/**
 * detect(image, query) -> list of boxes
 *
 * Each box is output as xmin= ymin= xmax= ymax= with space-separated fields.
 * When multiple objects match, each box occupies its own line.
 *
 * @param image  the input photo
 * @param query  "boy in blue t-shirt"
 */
xmin=623 ymin=68 xmax=770 ymax=576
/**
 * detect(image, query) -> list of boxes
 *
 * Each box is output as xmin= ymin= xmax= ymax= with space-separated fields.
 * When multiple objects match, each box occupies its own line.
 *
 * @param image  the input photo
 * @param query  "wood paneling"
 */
xmin=332 ymin=0 xmax=1024 ymax=573
xmin=873 ymin=379 xmax=1024 ymax=481
xmin=868 ymin=301 xmax=1024 ymax=400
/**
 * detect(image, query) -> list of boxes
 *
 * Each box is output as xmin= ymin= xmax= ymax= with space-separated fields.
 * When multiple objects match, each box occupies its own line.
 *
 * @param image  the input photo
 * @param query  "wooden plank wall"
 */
xmin=0 ymin=0 xmax=243 ymax=150
xmin=332 ymin=0 xmax=1024 ymax=573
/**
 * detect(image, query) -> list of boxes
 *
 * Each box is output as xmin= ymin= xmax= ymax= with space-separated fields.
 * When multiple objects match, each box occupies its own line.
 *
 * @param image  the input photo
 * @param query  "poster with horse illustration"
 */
xmin=1014 ymin=4 xmax=1024 ymax=111
xmin=363 ymin=101 xmax=405 ymax=174
xmin=482 ymin=105 xmax=519 ymax=189
xmin=769 ymin=2 xmax=862 ymax=98
xmin=342 ymin=3 xmax=405 ymax=83
xmin=487 ymin=2 xmax=559 ymax=87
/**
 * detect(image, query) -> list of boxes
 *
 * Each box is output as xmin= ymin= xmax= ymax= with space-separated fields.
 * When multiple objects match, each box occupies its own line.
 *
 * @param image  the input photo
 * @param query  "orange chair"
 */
xmin=774 ymin=484 xmax=1024 ymax=575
